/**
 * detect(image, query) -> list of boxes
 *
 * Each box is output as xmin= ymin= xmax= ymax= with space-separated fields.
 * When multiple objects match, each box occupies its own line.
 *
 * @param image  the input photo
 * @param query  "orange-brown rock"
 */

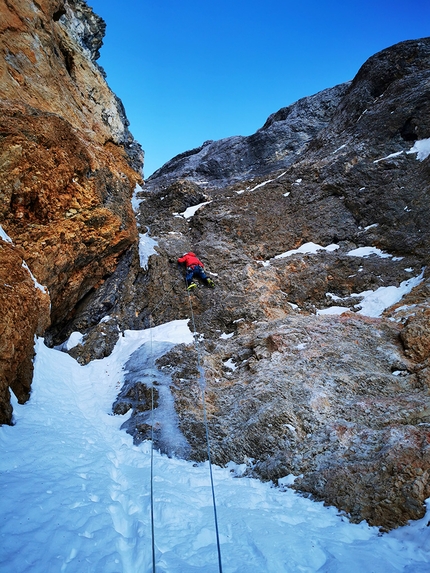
xmin=400 ymin=309 xmax=430 ymax=363
xmin=0 ymin=0 xmax=143 ymax=423
xmin=0 ymin=239 xmax=50 ymax=421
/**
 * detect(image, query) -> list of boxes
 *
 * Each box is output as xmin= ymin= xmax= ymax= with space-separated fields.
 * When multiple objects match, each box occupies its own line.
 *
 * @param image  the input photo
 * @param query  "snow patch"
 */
xmin=180 ymin=201 xmax=212 ymax=219
xmin=249 ymin=179 xmax=274 ymax=191
xmin=275 ymin=242 xmax=339 ymax=260
xmin=317 ymin=306 xmax=350 ymax=316
xmin=278 ymin=474 xmax=300 ymax=486
xmin=55 ymin=331 xmax=84 ymax=351
xmin=354 ymin=270 xmax=424 ymax=317
xmin=0 ymin=225 xmax=13 ymax=244
xmin=220 ymin=332 xmax=234 ymax=340
xmin=317 ymin=270 xmax=424 ymax=318
xmin=347 ymin=246 xmax=402 ymax=260
xmin=22 ymin=261 xmax=48 ymax=294
xmin=333 ymin=144 xmax=346 ymax=154
xmin=407 ymin=137 xmax=430 ymax=161
xmin=223 ymin=358 xmax=237 ymax=371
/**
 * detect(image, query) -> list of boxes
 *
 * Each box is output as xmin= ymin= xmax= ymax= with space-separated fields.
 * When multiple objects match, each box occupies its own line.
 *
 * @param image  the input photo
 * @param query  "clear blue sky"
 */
xmin=87 ymin=0 xmax=430 ymax=178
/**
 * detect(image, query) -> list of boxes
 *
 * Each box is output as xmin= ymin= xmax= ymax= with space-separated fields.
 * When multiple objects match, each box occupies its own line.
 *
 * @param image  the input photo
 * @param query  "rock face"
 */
xmin=0 ymin=0 xmax=143 ymax=423
xmin=3 ymin=14 xmax=430 ymax=534
xmin=66 ymin=36 xmax=430 ymax=531
xmin=0 ymin=237 xmax=50 ymax=421
xmin=145 ymin=83 xmax=350 ymax=191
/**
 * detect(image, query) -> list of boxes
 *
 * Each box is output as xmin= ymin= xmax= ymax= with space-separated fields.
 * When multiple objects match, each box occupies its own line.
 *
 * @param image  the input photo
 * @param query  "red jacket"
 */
xmin=177 ymin=252 xmax=204 ymax=268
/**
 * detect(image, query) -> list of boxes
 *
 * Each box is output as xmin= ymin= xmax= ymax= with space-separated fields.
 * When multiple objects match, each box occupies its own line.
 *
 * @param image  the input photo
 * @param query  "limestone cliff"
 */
xmin=145 ymin=83 xmax=350 ymax=191
xmin=63 ymin=37 xmax=430 ymax=531
xmin=2 ymin=9 xmax=430 ymax=534
xmin=0 ymin=0 xmax=143 ymax=423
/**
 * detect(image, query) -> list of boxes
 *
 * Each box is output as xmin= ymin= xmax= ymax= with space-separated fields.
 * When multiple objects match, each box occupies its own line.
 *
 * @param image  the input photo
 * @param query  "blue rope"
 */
xmin=145 ymin=280 xmax=223 ymax=573
xmin=186 ymin=287 xmax=224 ymax=573
xmin=149 ymin=314 xmax=156 ymax=573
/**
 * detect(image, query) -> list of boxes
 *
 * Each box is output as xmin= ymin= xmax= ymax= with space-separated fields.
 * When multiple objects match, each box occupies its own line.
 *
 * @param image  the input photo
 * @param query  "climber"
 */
xmin=177 ymin=252 xmax=215 ymax=290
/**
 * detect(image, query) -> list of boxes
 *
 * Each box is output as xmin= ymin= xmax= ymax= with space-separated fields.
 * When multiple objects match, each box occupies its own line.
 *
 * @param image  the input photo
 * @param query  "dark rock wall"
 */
xmin=145 ymin=83 xmax=350 ymax=191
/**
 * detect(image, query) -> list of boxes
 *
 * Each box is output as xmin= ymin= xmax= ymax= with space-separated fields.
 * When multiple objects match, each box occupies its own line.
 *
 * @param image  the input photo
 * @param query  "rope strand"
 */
xmin=146 ymin=275 xmax=223 ymax=573
xmin=149 ymin=314 xmax=156 ymax=573
xmin=186 ymin=284 xmax=223 ymax=573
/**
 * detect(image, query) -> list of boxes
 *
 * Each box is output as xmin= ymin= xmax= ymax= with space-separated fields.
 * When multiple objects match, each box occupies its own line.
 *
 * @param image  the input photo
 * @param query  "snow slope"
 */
xmin=1 ymin=321 xmax=429 ymax=573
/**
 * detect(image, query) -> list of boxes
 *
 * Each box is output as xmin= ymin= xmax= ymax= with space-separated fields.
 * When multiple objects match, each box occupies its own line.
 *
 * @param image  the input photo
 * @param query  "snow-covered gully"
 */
xmin=1 ymin=321 xmax=429 ymax=572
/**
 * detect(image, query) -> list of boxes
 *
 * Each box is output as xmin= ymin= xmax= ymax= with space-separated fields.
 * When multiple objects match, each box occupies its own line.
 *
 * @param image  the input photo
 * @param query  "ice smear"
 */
xmin=120 ymin=340 xmax=190 ymax=458
xmin=139 ymin=231 xmax=158 ymax=270
xmin=0 ymin=319 xmax=429 ymax=572
xmin=132 ymin=183 xmax=144 ymax=213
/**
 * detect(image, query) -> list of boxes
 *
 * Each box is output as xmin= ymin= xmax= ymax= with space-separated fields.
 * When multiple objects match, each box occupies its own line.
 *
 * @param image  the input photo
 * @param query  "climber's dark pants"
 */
xmin=186 ymin=265 xmax=209 ymax=285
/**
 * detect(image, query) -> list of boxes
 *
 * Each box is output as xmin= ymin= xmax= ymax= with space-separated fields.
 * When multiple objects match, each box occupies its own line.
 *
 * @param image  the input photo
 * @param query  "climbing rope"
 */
xmin=186 ymin=284 xmax=224 ymax=573
xmin=145 ymin=277 xmax=223 ymax=573
xmin=149 ymin=314 xmax=156 ymax=573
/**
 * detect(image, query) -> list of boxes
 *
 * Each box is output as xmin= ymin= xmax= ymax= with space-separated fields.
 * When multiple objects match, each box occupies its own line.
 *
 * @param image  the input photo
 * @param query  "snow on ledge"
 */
xmin=373 ymin=151 xmax=404 ymax=163
xmin=55 ymin=331 xmax=84 ymax=351
xmin=220 ymin=332 xmax=234 ymax=339
xmin=180 ymin=201 xmax=212 ymax=219
xmin=274 ymin=242 xmax=339 ymax=260
xmin=406 ymin=138 xmax=430 ymax=161
xmin=373 ymin=139 xmax=430 ymax=164
xmin=347 ymin=246 xmax=402 ymax=260
xmin=355 ymin=270 xmax=424 ymax=317
xmin=317 ymin=269 xmax=425 ymax=318
xmin=223 ymin=358 xmax=237 ymax=371
xmin=317 ymin=306 xmax=350 ymax=316
xmin=120 ymin=319 xmax=194 ymax=350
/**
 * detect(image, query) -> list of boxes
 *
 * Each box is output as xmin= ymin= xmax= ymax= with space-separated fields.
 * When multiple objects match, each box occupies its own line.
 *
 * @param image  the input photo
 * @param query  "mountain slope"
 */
xmin=5 ymin=29 xmax=430 ymax=531
xmin=145 ymin=83 xmax=349 ymax=190
xmin=90 ymin=37 xmax=430 ymax=530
